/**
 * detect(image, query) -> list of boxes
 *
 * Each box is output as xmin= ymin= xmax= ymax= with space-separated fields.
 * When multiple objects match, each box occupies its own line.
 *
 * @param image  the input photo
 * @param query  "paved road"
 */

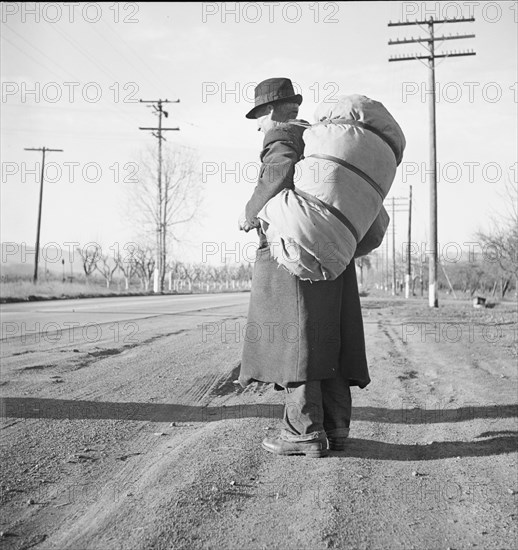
xmin=0 ymin=293 xmax=251 ymax=343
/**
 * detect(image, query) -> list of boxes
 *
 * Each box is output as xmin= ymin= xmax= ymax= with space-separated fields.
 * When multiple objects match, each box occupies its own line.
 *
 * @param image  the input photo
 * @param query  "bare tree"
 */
xmin=476 ymin=177 xmax=517 ymax=298
xmin=127 ymin=145 xmax=203 ymax=292
xmin=184 ymin=263 xmax=201 ymax=292
xmin=133 ymin=246 xmax=156 ymax=291
xmin=168 ymin=260 xmax=187 ymax=292
xmin=96 ymin=254 xmax=118 ymax=289
xmin=76 ymin=244 xmax=101 ymax=284
xmin=115 ymin=250 xmax=137 ymax=290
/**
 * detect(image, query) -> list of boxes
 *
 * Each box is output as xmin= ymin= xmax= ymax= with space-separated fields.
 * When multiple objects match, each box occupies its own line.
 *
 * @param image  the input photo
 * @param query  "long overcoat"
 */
xmin=239 ymin=122 xmax=370 ymax=389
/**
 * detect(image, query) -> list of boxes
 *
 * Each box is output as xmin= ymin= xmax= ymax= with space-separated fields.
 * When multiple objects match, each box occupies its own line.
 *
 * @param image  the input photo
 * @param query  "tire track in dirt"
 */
xmin=182 ymin=373 xmax=222 ymax=403
xmin=178 ymin=316 xmax=244 ymax=405
xmin=378 ymin=319 xmax=422 ymax=395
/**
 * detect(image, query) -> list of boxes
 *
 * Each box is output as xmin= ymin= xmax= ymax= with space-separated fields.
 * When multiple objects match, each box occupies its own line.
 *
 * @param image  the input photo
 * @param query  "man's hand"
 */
xmin=238 ymin=211 xmax=253 ymax=232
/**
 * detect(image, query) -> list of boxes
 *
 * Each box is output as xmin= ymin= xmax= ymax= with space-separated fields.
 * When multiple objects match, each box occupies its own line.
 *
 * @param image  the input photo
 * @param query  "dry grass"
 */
xmin=0 ymin=280 xmax=149 ymax=302
xmin=0 ymin=279 xmax=249 ymax=303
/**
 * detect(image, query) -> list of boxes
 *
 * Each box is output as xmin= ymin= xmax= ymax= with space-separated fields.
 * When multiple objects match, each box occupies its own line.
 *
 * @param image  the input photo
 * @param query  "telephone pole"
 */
xmin=24 ymin=146 xmax=63 ymax=283
xmin=139 ymin=98 xmax=180 ymax=293
xmin=405 ymin=185 xmax=413 ymax=299
xmin=385 ymin=232 xmax=389 ymax=292
xmin=392 ymin=198 xmax=396 ymax=295
xmin=389 ymin=196 xmax=410 ymax=295
xmin=388 ymin=16 xmax=475 ymax=307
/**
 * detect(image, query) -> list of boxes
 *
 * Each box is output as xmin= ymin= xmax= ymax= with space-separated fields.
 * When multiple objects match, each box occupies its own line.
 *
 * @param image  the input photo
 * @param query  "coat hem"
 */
xmin=238 ymin=374 xmax=371 ymax=389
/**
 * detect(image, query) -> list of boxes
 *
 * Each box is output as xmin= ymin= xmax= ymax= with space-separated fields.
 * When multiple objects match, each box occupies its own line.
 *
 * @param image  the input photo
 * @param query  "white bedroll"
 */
xmin=258 ymin=94 xmax=406 ymax=281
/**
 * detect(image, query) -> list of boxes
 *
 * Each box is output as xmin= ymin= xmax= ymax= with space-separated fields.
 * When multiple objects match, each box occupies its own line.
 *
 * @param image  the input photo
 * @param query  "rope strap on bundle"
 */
xmin=307 ymin=153 xmax=385 ymax=199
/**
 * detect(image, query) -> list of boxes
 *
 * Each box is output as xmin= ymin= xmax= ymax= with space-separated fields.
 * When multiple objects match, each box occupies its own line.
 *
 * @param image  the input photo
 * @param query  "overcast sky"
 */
xmin=1 ymin=1 xmax=516 ymax=266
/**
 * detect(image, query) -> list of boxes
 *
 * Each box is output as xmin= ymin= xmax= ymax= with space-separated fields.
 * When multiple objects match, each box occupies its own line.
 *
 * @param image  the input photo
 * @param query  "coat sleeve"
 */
xmin=245 ymin=126 xmax=304 ymax=227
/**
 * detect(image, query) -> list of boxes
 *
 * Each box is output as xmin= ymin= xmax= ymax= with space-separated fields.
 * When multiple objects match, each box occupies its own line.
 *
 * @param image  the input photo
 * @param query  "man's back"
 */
xmin=245 ymin=122 xmax=306 ymax=247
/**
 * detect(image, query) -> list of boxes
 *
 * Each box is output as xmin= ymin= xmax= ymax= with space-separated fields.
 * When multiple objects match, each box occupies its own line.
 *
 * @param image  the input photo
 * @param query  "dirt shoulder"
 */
xmin=0 ymin=297 xmax=516 ymax=549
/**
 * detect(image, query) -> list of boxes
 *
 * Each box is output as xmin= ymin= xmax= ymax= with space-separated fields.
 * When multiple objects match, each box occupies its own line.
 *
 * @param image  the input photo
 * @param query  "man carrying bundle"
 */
xmin=238 ymin=77 xmax=371 ymax=458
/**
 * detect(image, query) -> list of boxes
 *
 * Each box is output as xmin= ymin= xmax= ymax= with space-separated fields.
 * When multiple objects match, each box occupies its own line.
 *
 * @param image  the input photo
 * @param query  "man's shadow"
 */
xmin=329 ymin=430 xmax=518 ymax=460
xmin=2 ymin=397 xmax=517 ymax=461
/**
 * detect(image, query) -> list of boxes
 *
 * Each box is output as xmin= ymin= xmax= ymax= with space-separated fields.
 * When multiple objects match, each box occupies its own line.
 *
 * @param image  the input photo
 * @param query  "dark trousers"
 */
xmin=282 ymin=371 xmax=351 ymax=440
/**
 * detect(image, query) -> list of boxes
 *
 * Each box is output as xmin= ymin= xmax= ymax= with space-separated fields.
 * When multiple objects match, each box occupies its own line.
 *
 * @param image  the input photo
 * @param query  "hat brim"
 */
xmin=245 ymin=94 xmax=303 ymax=119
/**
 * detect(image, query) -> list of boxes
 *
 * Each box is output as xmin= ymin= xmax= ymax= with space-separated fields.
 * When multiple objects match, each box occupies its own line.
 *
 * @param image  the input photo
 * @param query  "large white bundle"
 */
xmin=258 ymin=94 xmax=406 ymax=281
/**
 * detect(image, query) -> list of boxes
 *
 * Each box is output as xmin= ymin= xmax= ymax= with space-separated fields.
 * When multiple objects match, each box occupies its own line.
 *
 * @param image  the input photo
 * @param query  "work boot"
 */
xmin=262 ymin=430 xmax=328 ymax=458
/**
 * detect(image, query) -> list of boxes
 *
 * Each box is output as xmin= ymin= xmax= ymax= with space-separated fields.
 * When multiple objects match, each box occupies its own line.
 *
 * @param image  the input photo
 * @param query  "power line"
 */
xmin=89 ymin=21 xmax=176 ymax=102
xmin=101 ymin=19 xmax=178 ymax=98
xmin=1 ymin=33 xmax=79 ymax=82
xmin=88 ymin=22 xmax=154 ymax=85
xmin=49 ymin=24 xmax=116 ymax=82
xmin=2 ymin=31 xmax=144 ymax=132
xmin=2 ymin=23 xmax=84 ymax=80
xmin=388 ymin=16 xmax=476 ymax=308
xmin=43 ymin=24 xmax=143 ymax=128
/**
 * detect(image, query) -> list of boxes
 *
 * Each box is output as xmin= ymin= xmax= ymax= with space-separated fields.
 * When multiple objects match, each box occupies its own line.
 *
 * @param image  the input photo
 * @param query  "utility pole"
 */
xmin=388 ymin=17 xmax=475 ymax=307
xmin=389 ymin=197 xmax=410 ymax=295
xmin=139 ymin=98 xmax=180 ymax=293
xmin=385 ymin=232 xmax=389 ymax=292
xmin=392 ymin=198 xmax=396 ymax=295
xmin=24 ymin=147 xmax=63 ymax=283
xmin=405 ymin=185 xmax=413 ymax=299
xmin=378 ymin=248 xmax=383 ymax=290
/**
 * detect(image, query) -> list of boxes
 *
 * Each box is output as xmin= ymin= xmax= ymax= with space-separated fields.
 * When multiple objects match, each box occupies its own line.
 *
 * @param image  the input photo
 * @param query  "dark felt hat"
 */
xmin=245 ymin=77 xmax=303 ymax=119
